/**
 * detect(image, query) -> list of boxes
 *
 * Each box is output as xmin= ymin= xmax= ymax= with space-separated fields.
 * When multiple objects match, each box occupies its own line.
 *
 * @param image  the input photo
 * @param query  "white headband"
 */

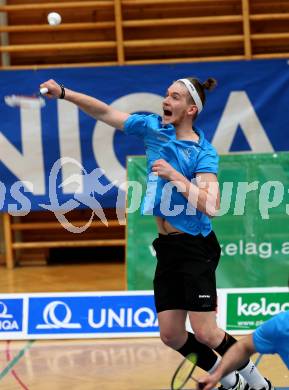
xmin=177 ymin=78 xmax=203 ymax=113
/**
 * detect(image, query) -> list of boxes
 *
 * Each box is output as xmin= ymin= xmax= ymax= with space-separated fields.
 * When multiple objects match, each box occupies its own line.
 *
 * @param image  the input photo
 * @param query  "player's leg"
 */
xmin=156 ymin=309 xmax=187 ymax=350
xmin=154 ymin=268 xmax=240 ymax=389
xmin=189 ymin=311 xmax=273 ymax=390
xmin=157 ymin=309 xmax=241 ymax=389
xmin=157 ymin=309 xmax=218 ymax=372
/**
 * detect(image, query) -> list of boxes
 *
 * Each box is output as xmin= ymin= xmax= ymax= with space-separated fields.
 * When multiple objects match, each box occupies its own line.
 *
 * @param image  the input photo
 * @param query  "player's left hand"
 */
xmin=151 ymin=159 xmax=177 ymax=180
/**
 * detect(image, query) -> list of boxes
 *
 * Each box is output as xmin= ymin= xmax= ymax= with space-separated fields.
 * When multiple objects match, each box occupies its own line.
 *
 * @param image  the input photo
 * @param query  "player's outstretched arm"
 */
xmin=40 ymin=79 xmax=129 ymax=130
xmin=198 ymin=335 xmax=256 ymax=390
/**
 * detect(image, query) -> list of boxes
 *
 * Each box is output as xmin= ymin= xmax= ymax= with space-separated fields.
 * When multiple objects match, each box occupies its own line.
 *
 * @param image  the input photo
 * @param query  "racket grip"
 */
xmin=40 ymin=87 xmax=49 ymax=95
xmin=198 ymin=383 xmax=205 ymax=390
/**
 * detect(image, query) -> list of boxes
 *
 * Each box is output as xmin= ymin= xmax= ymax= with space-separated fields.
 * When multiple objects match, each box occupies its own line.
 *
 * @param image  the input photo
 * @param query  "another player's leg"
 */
xmin=189 ymin=312 xmax=273 ymax=390
xmin=214 ymin=332 xmax=274 ymax=390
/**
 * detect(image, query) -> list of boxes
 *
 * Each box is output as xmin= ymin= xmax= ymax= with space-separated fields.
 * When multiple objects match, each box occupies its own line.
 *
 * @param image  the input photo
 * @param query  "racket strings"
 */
xmin=171 ymin=353 xmax=198 ymax=390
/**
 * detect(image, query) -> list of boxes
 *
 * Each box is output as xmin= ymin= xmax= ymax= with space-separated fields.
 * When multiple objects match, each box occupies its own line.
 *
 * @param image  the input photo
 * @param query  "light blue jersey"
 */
xmin=124 ymin=113 xmax=219 ymax=236
xmin=253 ymin=310 xmax=289 ymax=368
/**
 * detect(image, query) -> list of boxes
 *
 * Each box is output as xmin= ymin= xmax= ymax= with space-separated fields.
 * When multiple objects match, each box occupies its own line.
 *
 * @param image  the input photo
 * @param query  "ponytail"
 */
xmin=202 ymin=77 xmax=217 ymax=91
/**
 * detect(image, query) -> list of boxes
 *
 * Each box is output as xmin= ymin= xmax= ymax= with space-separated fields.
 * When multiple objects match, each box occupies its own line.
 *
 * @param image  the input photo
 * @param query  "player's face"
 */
xmin=162 ymin=82 xmax=195 ymax=126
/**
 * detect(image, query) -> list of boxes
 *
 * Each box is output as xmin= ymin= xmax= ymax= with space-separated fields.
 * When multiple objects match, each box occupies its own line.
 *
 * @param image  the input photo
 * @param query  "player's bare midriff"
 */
xmin=155 ymin=216 xmax=184 ymax=235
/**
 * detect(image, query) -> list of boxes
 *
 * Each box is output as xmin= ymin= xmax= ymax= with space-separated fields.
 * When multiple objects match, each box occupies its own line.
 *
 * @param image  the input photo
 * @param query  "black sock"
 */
xmin=214 ymin=332 xmax=237 ymax=356
xmin=177 ymin=332 xmax=218 ymax=372
xmin=214 ymin=332 xmax=250 ymax=370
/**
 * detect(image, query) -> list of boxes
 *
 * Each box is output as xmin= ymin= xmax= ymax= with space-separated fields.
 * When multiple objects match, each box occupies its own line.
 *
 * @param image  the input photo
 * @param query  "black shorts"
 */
xmin=152 ymin=231 xmax=221 ymax=313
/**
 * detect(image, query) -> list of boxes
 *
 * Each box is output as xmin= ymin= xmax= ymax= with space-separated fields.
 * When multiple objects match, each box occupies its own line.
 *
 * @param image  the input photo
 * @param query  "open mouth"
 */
xmin=163 ymin=109 xmax=172 ymax=117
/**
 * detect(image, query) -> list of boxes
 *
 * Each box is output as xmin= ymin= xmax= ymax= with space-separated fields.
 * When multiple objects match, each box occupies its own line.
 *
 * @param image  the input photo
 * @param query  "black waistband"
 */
xmin=168 ymin=231 xmax=185 ymax=236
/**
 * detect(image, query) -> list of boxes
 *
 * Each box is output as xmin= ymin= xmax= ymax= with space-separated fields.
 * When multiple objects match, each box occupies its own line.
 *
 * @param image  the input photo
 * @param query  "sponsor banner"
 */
xmin=226 ymin=290 xmax=289 ymax=332
xmin=126 ymin=154 xmax=289 ymax=290
xmin=27 ymin=293 xmax=159 ymax=337
xmin=1 ymin=59 xmax=289 ymax=211
xmin=0 ymin=291 xmax=159 ymax=340
xmin=0 ymin=298 xmax=24 ymax=334
xmin=0 ymin=288 xmax=287 ymax=340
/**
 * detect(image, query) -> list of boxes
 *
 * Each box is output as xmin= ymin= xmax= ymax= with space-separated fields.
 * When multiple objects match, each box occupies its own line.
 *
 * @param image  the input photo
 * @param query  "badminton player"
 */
xmin=40 ymin=78 xmax=273 ymax=390
xmin=198 ymin=310 xmax=288 ymax=390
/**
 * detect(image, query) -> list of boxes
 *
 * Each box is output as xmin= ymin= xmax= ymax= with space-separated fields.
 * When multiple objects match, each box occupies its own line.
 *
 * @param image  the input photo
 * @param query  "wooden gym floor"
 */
xmin=0 ymin=263 xmax=288 ymax=389
xmin=0 ymin=338 xmax=287 ymax=390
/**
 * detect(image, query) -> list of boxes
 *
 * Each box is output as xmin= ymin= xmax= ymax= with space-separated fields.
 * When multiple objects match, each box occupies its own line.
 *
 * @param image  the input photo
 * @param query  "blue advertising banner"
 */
xmin=0 ymin=298 xmax=23 ymax=333
xmin=28 ymin=294 xmax=158 ymax=336
xmin=0 ymin=59 xmax=289 ymax=211
xmin=0 ymin=292 xmax=159 ymax=339
xmin=0 ymin=289 xmax=287 ymax=340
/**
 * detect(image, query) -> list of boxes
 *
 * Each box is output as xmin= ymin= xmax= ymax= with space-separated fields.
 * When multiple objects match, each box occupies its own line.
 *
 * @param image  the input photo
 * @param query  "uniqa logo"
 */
xmin=88 ymin=307 xmax=158 ymax=328
xmin=0 ymin=301 xmax=19 ymax=331
xmin=36 ymin=301 xmax=81 ymax=329
xmin=237 ymin=297 xmax=289 ymax=316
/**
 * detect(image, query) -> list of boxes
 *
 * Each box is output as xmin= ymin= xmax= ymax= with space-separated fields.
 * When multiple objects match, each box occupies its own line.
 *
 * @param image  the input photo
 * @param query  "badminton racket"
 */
xmin=4 ymin=87 xmax=48 ymax=108
xmin=171 ymin=353 xmax=204 ymax=390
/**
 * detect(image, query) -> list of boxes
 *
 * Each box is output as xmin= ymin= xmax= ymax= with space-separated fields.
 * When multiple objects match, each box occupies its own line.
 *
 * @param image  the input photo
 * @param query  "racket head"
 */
xmin=171 ymin=353 xmax=198 ymax=390
xmin=4 ymin=94 xmax=46 ymax=108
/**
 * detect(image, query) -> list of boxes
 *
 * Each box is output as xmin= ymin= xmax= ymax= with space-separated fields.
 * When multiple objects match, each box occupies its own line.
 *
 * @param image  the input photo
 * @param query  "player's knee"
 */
xmin=194 ymin=328 xmax=214 ymax=347
xmin=160 ymin=331 xmax=180 ymax=349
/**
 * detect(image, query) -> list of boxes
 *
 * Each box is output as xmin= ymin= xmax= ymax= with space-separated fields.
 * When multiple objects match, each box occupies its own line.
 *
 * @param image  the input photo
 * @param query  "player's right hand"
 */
xmin=39 ymin=79 xmax=63 ymax=99
xmin=197 ymin=374 xmax=219 ymax=390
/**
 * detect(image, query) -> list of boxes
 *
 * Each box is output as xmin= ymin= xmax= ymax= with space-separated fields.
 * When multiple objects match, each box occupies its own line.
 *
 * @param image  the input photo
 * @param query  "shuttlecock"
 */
xmin=47 ymin=12 xmax=62 ymax=26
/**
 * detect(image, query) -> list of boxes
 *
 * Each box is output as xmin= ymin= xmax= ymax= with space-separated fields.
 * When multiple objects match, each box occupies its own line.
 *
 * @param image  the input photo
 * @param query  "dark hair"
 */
xmin=185 ymin=77 xmax=217 ymax=106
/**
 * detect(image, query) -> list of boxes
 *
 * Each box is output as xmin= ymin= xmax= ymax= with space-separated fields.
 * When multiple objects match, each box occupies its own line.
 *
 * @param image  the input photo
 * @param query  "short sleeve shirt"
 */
xmin=124 ymin=113 xmax=219 ymax=236
xmin=253 ymin=311 xmax=289 ymax=368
